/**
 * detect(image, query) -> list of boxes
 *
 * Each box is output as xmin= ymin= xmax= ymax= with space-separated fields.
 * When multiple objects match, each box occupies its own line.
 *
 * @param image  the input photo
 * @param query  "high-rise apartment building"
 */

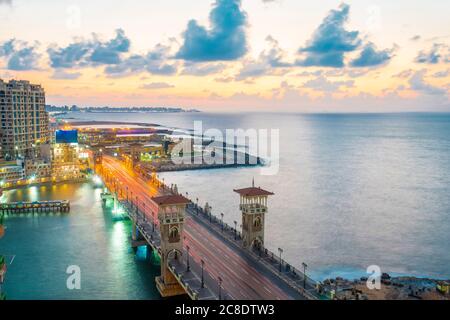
xmin=0 ymin=79 xmax=50 ymax=160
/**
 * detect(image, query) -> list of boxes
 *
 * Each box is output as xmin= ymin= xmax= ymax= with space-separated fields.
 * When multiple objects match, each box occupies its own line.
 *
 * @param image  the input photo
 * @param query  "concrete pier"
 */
xmin=0 ymin=200 xmax=70 ymax=215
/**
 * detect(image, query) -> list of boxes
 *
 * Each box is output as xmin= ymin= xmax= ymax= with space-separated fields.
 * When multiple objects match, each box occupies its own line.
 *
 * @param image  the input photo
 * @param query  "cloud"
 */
xmin=296 ymin=3 xmax=361 ymax=68
xmin=89 ymin=29 xmax=130 ymax=65
xmin=140 ymin=82 xmax=175 ymax=90
xmin=0 ymin=39 xmax=40 ymax=70
xmin=409 ymin=70 xmax=447 ymax=95
xmin=47 ymin=29 xmax=130 ymax=68
xmin=104 ymin=43 xmax=178 ymax=77
xmin=48 ymin=41 xmax=92 ymax=68
xmin=415 ymin=43 xmax=450 ymax=64
xmin=392 ymin=69 xmax=414 ymax=79
xmin=433 ymin=69 xmax=449 ymax=78
xmin=214 ymin=76 xmax=234 ymax=83
xmin=181 ymin=62 xmax=226 ymax=76
xmin=51 ymin=69 xmax=82 ymax=80
xmin=303 ymin=75 xmax=354 ymax=93
xmin=48 ymin=30 xmax=176 ymax=78
xmin=0 ymin=39 xmax=14 ymax=56
xmin=350 ymin=42 xmax=393 ymax=68
xmin=236 ymin=36 xmax=291 ymax=80
xmin=175 ymin=0 xmax=248 ymax=62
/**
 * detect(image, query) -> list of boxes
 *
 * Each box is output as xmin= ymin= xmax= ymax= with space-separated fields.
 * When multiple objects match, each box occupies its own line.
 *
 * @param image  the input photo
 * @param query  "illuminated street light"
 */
xmin=302 ymin=262 xmax=308 ymax=289
xmin=278 ymin=248 xmax=283 ymax=273
xmin=186 ymin=245 xmax=190 ymax=272
xmin=218 ymin=276 xmax=223 ymax=300
xmin=201 ymin=259 xmax=205 ymax=288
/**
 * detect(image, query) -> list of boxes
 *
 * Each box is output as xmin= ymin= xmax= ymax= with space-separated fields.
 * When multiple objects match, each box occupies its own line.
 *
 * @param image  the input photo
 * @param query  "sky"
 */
xmin=0 ymin=0 xmax=449 ymax=112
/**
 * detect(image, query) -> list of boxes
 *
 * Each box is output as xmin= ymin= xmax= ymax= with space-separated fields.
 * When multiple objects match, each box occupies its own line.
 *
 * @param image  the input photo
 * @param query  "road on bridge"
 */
xmin=101 ymin=155 xmax=301 ymax=300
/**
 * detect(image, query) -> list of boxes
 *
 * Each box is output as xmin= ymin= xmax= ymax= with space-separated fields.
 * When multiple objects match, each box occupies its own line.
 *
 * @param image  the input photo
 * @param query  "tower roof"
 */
xmin=152 ymin=194 xmax=190 ymax=206
xmin=233 ymin=187 xmax=274 ymax=197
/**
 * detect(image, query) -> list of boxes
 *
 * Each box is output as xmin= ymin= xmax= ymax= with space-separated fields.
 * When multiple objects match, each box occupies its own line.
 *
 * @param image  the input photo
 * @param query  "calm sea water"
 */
xmin=1 ymin=183 xmax=161 ymax=300
xmin=64 ymin=112 xmax=450 ymax=280
xmin=2 ymin=112 xmax=450 ymax=299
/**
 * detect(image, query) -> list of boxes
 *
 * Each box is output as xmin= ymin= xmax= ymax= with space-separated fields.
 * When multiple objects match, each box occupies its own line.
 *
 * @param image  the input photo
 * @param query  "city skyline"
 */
xmin=0 ymin=0 xmax=449 ymax=112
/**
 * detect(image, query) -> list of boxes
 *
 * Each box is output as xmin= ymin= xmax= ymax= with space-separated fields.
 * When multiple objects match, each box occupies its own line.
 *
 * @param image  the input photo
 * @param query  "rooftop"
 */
xmin=152 ymin=194 xmax=190 ymax=206
xmin=233 ymin=187 xmax=274 ymax=197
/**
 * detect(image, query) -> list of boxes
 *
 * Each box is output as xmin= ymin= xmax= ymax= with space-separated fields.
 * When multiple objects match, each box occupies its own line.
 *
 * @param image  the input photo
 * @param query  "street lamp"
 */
xmin=302 ymin=262 xmax=308 ymax=289
xmin=220 ymin=213 xmax=224 ymax=232
xmin=278 ymin=248 xmax=283 ymax=273
xmin=209 ymin=206 xmax=213 ymax=223
xmin=218 ymin=276 xmax=223 ymax=300
xmin=143 ymin=202 xmax=146 ymax=219
xmin=234 ymin=221 xmax=237 ymax=240
xmin=186 ymin=245 xmax=190 ymax=272
xmin=201 ymin=259 xmax=205 ymax=288
xmin=136 ymin=196 xmax=139 ymax=214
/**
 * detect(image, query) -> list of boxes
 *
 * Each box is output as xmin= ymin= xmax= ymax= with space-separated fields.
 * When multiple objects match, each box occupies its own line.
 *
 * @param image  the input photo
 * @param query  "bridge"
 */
xmin=93 ymin=150 xmax=322 ymax=300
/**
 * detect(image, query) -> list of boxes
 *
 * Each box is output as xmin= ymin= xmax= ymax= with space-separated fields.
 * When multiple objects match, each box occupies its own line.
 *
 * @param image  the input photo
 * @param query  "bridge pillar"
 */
xmin=146 ymin=245 xmax=153 ymax=261
xmin=234 ymin=180 xmax=274 ymax=249
xmin=132 ymin=221 xmax=138 ymax=241
xmin=153 ymin=194 xmax=190 ymax=298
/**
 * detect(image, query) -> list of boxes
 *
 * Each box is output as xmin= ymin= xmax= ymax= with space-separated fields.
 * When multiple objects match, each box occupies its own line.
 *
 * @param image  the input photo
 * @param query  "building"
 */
xmin=0 ymin=161 xmax=24 ymax=185
xmin=24 ymin=159 xmax=52 ymax=180
xmin=0 ymin=79 xmax=50 ymax=160
xmin=51 ymin=143 xmax=84 ymax=181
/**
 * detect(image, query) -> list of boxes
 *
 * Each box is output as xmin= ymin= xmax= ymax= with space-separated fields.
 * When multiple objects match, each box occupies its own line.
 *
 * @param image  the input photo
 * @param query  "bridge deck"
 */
xmin=121 ymin=201 xmax=218 ymax=300
xmin=100 ymin=155 xmax=314 ymax=300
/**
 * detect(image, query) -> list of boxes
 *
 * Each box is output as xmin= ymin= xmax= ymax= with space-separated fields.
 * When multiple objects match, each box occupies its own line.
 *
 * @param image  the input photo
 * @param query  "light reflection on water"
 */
xmin=1 ymin=182 xmax=161 ymax=300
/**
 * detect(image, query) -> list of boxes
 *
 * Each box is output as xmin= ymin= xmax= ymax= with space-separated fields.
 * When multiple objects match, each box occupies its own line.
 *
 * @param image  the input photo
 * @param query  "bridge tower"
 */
xmin=128 ymin=143 xmax=143 ymax=168
xmin=234 ymin=180 xmax=274 ymax=249
xmin=91 ymin=145 xmax=104 ymax=171
xmin=152 ymin=194 xmax=190 ymax=298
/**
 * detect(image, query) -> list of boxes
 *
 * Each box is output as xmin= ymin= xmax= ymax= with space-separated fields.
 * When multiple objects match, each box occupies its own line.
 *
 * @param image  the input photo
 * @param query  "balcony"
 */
xmin=240 ymin=203 xmax=267 ymax=214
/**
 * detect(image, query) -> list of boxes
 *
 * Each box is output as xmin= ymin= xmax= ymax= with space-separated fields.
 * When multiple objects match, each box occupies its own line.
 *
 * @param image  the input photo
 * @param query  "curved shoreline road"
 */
xmin=101 ymin=156 xmax=299 ymax=300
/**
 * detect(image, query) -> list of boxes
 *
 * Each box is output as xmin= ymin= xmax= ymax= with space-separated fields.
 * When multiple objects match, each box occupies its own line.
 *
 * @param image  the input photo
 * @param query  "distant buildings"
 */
xmin=0 ymin=79 xmax=51 ymax=161
xmin=45 ymin=105 xmax=199 ymax=113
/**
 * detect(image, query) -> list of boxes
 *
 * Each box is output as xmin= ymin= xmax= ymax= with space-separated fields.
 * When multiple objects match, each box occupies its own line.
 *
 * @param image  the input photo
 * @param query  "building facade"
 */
xmin=0 ymin=161 xmax=24 ymax=184
xmin=51 ymin=143 xmax=84 ymax=180
xmin=0 ymin=79 xmax=50 ymax=160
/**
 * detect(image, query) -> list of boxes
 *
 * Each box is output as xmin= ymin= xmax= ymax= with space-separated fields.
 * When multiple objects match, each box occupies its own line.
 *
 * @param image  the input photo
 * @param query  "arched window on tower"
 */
xmin=254 ymin=216 xmax=262 ymax=230
xmin=169 ymin=226 xmax=180 ymax=243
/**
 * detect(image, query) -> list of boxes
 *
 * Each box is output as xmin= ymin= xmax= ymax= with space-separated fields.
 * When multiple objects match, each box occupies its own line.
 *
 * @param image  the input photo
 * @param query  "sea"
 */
xmin=1 ymin=112 xmax=449 ymax=299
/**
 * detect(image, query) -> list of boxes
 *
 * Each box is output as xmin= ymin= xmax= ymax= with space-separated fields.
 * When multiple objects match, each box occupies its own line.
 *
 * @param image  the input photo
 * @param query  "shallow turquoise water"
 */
xmin=0 ymin=182 xmax=161 ymax=300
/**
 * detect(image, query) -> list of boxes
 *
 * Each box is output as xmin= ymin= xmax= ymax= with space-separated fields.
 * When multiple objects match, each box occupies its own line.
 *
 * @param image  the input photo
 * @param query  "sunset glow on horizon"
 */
xmin=1 ymin=0 xmax=449 ymax=112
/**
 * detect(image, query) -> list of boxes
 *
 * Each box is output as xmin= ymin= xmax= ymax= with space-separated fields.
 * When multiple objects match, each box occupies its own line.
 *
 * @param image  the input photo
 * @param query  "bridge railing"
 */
xmin=185 ymin=202 xmax=321 ymax=300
